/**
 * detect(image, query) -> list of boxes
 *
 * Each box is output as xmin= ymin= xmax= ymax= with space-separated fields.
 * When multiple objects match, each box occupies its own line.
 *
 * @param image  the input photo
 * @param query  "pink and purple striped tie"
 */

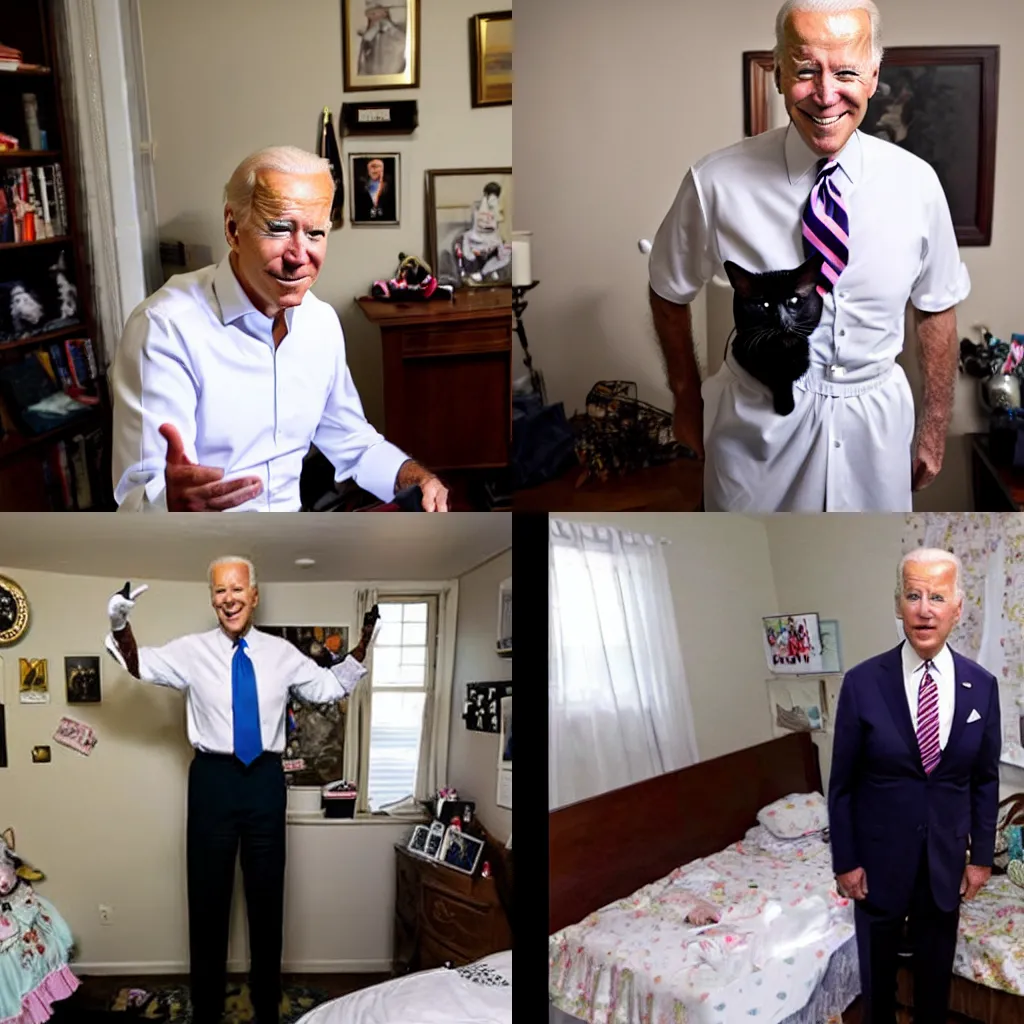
xmin=916 ymin=661 xmax=941 ymax=774
xmin=802 ymin=159 xmax=848 ymax=297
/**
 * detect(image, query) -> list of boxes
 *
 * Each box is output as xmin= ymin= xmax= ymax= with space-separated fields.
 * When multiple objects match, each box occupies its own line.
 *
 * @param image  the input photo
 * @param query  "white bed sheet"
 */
xmin=296 ymin=951 xmax=512 ymax=1024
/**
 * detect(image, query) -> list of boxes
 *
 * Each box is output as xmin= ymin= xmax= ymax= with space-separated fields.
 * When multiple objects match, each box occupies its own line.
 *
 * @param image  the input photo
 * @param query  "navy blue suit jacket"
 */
xmin=827 ymin=643 xmax=1001 ymax=914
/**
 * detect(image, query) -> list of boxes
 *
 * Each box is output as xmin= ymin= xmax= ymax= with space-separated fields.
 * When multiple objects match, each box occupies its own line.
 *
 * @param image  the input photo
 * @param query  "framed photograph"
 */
xmin=817 ymin=619 xmax=843 ymax=675
xmin=762 ymin=613 xmax=823 ymax=674
xmin=439 ymin=828 xmax=485 ymax=875
xmin=423 ymin=820 xmax=446 ymax=859
xmin=349 ymin=153 xmax=400 ymax=226
xmin=18 ymin=657 xmax=48 ymax=704
xmin=342 ymin=0 xmax=420 ymax=92
xmin=425 ymin=168 xmax=513 ymax=288
xmin=407 ymin=823 xmax=430 ymax=855
xmin=470 ymin=11 xmax=512 ymax=108
xmin=0 ymin=575 xmax=29 ymax=645
xmin=65 ymin=656 xmax=101 ymax=704
xmin=766 ymin=677 xmax=825 ymax=737
xmin=742 ymin=46 xmax=998 ymax=245
xmin=31 ymin=745 xmax=50 ymax=764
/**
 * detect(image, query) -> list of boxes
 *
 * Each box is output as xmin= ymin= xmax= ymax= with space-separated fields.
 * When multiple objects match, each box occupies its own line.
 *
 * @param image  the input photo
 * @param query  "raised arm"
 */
xmin=103 ymin=582 xmax=190 ymax=689
xmin=288 ymin=616 xmax=377 ymax=704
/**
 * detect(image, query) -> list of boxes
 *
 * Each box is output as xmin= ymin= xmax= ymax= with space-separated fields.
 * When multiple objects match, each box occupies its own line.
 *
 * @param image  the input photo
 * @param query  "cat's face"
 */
xmin=724 ymin=254 xmax=824 ymax=337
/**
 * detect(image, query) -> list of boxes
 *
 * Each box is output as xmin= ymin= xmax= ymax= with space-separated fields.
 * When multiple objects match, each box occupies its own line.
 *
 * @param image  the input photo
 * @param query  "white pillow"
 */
xmin=741 ymin=825 xmax=828 ymax=860
xmin=757 ymin=792 xmax=828 ymax=839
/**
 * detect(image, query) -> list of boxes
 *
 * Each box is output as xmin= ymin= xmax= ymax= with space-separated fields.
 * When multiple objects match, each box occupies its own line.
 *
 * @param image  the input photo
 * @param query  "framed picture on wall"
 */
xmin=762 ymin=613 xmax=823 ymax=674
xmin=496 ymin=694 xmax=512 ymax=809
xmin=469 ymin=11 xmax=512 ymax=108
xmin=425 ymin=168 xmax=513 ymax=288
xmin=817 ymin=620 xmax=843 ymax=675
xmin=742 ymin=46 xmax=999 ymax=245
xmin=65 ymin=656 xmax=101 ymax=704
xmin=342 ymin=0 xmax=420 ymax=92
xmin=349 ymin=153 xmax=400 ymax=226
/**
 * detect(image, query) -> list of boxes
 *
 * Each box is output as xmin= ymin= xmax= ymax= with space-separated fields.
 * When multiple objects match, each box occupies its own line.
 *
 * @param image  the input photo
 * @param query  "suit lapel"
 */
xmin=944 ymin=650 xmax=973 ymax=761
xmin=879 ymin=642 xmax=921 ymax=766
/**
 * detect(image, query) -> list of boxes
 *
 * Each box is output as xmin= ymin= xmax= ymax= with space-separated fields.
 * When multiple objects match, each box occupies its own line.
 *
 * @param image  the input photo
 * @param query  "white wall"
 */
xmin=516 ymin=0 xmax=1024 ymax=511
xmin=553 ymin=514 xmax=779 ymax=762
xmin=0 ymin=567 xmax=457 ymax=972
xmin=447 ymin=550 xmax=512 ymax=843
xmin=138 ymin=0 xmax=512 ymax=426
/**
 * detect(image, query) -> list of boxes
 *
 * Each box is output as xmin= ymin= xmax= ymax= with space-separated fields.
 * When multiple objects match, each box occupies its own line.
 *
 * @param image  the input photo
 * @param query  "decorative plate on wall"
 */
xmin=0 ymin=575 xmax=28 ymax=646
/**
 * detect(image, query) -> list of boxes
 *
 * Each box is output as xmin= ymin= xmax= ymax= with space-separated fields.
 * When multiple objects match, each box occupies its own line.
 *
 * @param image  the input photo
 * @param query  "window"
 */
xmin=366 ymin=597 xmax=437 ymax=811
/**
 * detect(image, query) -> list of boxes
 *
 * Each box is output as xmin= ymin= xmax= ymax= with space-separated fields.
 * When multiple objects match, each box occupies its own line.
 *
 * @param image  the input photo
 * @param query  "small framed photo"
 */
xmin=342 ymin=0 xmax=420 ymax=92
xmin=439 ymin=828 xmax=484 ymax=875
xmin=407 ymin=823 xmax=430 ymax=855
xmin=423 ymin=820 xmax=446 ymax=859
xmin=817 ymin=620 xmax=843 ymax=674
xmin=31 ymin=745 xmax=50 ymax=764
xmin=762 ymin=613 xmax=824 ymax=675
xmin=349 ymin=154 xmax=400 ymax=226
xmin=65 ymin=656 xmax=101 ymax=704
xmin=469 ymin=11 xmax=512 ymax=108
xmin=18 ymin=657 xmax=48 ymax=704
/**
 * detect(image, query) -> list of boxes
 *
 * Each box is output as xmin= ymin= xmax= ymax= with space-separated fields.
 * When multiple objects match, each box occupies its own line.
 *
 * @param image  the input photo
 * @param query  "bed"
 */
xmin=549 ymin=732 xmax=1024 ymax=1024
xmin=295 ymin=951 xmax=512 ymax=1024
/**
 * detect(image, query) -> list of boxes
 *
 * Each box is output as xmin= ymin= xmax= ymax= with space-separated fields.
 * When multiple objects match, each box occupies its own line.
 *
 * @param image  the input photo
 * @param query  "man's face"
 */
xmin=777 ymin=8 xmax=879 ymax=158
xmin=896 ymin=559 xmax=963 ymax=661
xmin=225 ymin=169 xmax=333 ymax=318
xmin=368 ymin=160 xmax=384 ymax=181
xmin=210 ymin=562 xmax=259 ymax=640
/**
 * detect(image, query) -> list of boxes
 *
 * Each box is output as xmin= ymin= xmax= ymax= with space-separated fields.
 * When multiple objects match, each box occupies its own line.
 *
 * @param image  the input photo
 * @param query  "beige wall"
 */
xmin=553 ymin=513 xmax=779 ymax=761
xmin=0 ymin=565 xmax=481 ymax=972
xmin=138 ymin=0 xmax=512 ymax=426
xmin=516 ymin=0 xmax=1024 ymax=511
xmin=447 ymin=550 xmax=513 ymax=843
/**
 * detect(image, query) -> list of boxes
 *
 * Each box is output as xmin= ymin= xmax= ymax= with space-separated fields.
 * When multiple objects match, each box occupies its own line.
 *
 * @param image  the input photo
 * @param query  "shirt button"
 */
xmin=834 ymin=440 xmax=842 ymax=449
xmin=838 ymin=329 xmax=846 ymax=337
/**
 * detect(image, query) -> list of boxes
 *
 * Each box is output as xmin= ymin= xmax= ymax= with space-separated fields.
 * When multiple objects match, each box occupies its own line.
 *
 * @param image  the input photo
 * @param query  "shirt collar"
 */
xmin=901 ymin=639 xmax=952 ymax=679
xmin=785 ymin=122 xmax=862 ymax=192
xmin=212 ymin=255 xmax=297 ymax=334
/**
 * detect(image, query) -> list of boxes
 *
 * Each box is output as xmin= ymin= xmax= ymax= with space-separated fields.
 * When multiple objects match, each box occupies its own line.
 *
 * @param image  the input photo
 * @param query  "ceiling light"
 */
xmin=295 ymin=557 xmax=316 ymax=568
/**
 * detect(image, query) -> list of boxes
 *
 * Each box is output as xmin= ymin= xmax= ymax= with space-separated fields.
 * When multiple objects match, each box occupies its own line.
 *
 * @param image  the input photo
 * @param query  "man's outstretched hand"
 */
xmin=108 ymin=583 xmax=148 ymax=633
xmin=160 ymin=423 xmax=263 ymax=511
xmin=396 ymin=459 xmax=448 ymax=511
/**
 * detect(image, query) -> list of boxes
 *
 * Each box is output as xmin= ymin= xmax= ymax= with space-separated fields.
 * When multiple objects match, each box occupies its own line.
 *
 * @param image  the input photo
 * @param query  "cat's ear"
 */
xmin=723 ymin=260 xmax=755 ymax=299
xmin=793 ymin=253 xmax=824 ymax=297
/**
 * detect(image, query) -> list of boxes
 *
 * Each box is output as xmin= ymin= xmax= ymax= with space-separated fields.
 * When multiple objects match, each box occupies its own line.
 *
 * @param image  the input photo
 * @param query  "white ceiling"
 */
xmin=0 ymin=513 xmax=511 ymax=582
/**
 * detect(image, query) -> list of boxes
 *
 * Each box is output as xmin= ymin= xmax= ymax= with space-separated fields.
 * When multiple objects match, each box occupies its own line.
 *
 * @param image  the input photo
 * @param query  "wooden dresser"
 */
xmin=356 ymin=290 xmax=513 ymax=471
xmin=393 ymin=842 xmax=512 ymax=975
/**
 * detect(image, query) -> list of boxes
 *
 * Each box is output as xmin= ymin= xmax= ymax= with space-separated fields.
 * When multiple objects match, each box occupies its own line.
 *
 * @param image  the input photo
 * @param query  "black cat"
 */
xmin=723 ymin=254 xmax=825 ymax=416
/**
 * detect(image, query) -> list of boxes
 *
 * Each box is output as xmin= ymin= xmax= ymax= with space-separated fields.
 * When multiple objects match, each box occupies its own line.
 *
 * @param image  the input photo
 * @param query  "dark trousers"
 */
xmin=853 ymin=849 xmax=960 ymax=1024
xmin=187 ymin=751 xmax=286 ymax=1024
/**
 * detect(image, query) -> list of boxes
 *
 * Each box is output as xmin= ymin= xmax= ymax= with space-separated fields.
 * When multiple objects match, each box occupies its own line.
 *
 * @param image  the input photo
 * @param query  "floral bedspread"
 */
xmin=549 ymin=837 xmax=853 ymax=1024
xmin=955 ymin=874 xmax=1024 ymax=995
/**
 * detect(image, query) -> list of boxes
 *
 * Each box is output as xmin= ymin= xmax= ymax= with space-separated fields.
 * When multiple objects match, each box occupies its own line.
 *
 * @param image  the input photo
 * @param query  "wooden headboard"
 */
xmin=549 ymin=732 xmax=822 ymax=934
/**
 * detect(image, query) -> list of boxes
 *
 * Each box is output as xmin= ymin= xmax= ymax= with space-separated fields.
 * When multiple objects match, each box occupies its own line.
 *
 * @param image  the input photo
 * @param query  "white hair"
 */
xmin=207 ymin=556 xmax=257 ymax=590
xmin=774 ymin=0 xmax=884 ymax=68
xmin=896 ymin=548 xmax=963 ymax=601
xmin=223 ymin=146 xmax=333 ymax=227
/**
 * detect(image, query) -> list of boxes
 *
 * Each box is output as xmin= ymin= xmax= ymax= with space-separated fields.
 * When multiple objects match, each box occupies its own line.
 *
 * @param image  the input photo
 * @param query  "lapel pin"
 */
xmin=962 ymin=681 xmax=972 ymax=688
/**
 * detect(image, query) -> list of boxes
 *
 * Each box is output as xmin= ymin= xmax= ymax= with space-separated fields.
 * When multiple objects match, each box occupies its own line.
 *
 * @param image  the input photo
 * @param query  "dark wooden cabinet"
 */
xmin=392 ymin=842 xmax=512 ymax=975
xmin=357 ymin=289 xmax=513 ymax=472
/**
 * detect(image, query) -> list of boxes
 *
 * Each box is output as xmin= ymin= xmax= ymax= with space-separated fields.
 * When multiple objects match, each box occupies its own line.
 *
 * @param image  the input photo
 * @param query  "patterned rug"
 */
xmin=108 ymin=983 xmax=328 ymax=1024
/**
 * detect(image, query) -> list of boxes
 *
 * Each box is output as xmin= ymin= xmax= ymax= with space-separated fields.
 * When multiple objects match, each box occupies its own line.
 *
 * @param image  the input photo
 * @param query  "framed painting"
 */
xmin=470 ymin=11 xmax=512 ymax=107
xmin=342 ymin=0 xmax=420 ymax=92
xmin=65 ymin=656 xmax=101 ymax=704
xmin=742 ymin=46 xmax=999 ymax=245
xmin=425 ymin=168 xmax=513 ymax=288
xmin=349 ymin=153 xmax=401 ymax=226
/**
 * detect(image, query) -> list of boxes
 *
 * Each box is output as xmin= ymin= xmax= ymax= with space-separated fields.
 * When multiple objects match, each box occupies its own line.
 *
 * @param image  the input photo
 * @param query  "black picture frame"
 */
xmin=65 ymin=655 xmax=101 ymax=704
xmin=349 ymin=153 xmax=401 ymax=226
xmin=742 ymin=46 xmax=999 ymax=246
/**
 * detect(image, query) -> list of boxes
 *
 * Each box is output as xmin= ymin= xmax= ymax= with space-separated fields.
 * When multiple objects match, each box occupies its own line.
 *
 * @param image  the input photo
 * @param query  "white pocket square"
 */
xmin=967 ymin=709 xmax=981 ymax=724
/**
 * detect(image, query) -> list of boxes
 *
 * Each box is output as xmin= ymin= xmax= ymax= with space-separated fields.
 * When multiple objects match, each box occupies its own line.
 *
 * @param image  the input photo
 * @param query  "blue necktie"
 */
xmin=232 ymin=637 xmax=262 ymax=766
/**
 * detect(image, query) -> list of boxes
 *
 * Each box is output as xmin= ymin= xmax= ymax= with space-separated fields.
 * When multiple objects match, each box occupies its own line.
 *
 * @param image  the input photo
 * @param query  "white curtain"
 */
xmin=416 ymin=582 xmax=459 ymax=800
xmin=549 ymin=518 xmax=698 ymax=809
xmin=343 ymin=587 xmax=378 ymax=815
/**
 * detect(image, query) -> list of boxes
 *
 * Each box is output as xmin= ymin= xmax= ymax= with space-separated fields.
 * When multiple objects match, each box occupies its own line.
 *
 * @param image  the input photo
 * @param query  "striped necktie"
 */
xmin=232 ymin=637 xmax=263 ymax=766
xmin=802 ymin=159 xmax=849 ymax=296
xmin=916 ymin=661 xmax=941 ymax=774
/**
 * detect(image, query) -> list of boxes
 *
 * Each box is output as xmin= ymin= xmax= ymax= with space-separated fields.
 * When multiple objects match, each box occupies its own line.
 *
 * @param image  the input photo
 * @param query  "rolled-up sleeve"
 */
xmin=910 ymin=164 xmax=971 ymax=312
xmin=111 ymin=308 xmax=201 ymax=510
xmin=311 ymin=324 xmax=410 ymax=502
xmin=648 ymin=168 xmax=714 ymax=305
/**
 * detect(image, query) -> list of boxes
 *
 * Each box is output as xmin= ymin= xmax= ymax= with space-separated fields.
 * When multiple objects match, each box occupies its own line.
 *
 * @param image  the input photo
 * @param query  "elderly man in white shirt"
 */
xmin=105 ymin=557 xmax=376 ymax=1024
xmin=111 ymin=145 xmax=448 ymax=512
xmin=649 ymin=0 xmax=968 ymax=511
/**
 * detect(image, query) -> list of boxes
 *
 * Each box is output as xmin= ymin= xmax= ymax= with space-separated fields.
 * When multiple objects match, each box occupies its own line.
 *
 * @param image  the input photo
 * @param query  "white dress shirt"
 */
xmin=649 ymin=124 xmax=970 ymax=512
xmin=104 ymin=626 xmax=367 ymax=755
xmin=901 ymin=640 xmax=955 ymax=751
xmin=111 ymin=257 xmax=410 ymax=511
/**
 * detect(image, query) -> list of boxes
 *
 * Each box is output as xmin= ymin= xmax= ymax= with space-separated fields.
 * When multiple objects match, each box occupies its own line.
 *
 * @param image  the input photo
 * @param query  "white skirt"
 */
xmin=702 ymin=351 xmax=915 ymax=512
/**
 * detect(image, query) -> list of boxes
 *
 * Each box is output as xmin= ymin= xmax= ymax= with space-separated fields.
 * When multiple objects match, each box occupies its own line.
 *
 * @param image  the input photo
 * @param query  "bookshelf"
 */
xmin=0 ymin=0 xmax=113 ymax=510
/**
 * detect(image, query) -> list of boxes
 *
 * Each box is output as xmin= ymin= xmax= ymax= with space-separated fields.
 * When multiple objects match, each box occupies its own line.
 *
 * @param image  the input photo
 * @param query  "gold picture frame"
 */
xmin=0 ymin=575 xmax=29 ymax=646
xmin=470 ymin=11 xmax=512 ymax=108
xmin=342 ymin=0 xmax=420 ymax=93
